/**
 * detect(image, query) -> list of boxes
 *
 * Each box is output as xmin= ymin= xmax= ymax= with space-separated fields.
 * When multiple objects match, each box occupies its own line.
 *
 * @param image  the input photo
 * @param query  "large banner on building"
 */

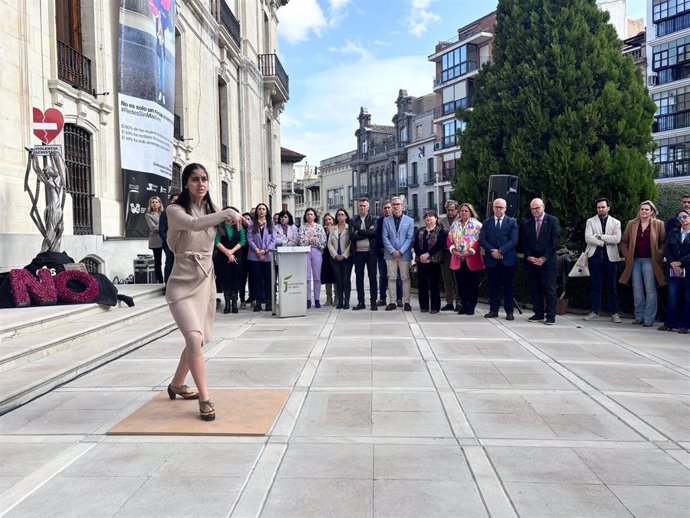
xmin=117 ymin=0 xmax=175 ymax=237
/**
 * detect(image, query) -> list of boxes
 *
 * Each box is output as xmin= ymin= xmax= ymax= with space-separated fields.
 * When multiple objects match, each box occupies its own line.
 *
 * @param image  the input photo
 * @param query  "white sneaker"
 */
xmin=583 ymin=312 xmax=599 ymax=321
xmin=611 ymin=313 xmax=622 ymax=323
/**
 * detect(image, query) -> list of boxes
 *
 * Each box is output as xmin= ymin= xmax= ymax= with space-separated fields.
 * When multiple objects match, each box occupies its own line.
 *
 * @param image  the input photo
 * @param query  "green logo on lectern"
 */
xmin=283 ymin=274 xmax=293 ymax=293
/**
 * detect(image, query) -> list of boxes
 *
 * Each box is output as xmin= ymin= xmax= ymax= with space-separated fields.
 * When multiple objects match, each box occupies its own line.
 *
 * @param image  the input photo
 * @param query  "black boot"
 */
xmin=231 ymin=291 xmax=238 ymax=314
xmin=223 ymin=291 xmax=231 ymax=314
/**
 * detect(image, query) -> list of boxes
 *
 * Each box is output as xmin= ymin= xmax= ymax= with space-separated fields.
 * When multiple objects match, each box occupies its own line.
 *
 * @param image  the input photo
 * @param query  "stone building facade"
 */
xmin=0 ymin=0 xmax=289 ymax=277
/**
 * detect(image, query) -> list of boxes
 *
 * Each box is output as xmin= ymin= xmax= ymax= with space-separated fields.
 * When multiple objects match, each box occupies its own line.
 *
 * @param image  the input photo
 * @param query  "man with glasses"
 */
xmin=523 ymin=198 xmax=561 ymax=325
xmin=439 ymin=200 xmax=460 ymax=311
xmin=479 ymin=198 xmax=519 ymax=320
xmin=583 ymin=198 xmax=622 ymax=323
xmin=382 ymin=196 xmax=415 ymax=311
xmin=376 ymin=200 xmax=402 ymax=306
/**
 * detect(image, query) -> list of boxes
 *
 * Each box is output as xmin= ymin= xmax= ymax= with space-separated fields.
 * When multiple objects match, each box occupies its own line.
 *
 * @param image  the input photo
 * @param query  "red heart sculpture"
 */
xmin=32 ymin=107 xmax=65 ymax=144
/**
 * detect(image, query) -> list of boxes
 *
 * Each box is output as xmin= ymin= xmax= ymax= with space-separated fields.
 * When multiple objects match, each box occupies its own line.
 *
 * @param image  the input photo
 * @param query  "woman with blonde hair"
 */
xmin=145 ymin=195 xmax=165 ymax=283
xmin=321 ymin=212 xmax=338 ymax=306
xmin=447 ymin=202 xmax=484 ymax=315
xmin=620 ymin=200 xmax=666 ymax=327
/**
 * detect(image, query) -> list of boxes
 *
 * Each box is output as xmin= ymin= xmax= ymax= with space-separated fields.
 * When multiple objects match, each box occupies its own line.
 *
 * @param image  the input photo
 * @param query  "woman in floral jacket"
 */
xmin=447 ymin=203 xmax=485 ymax=315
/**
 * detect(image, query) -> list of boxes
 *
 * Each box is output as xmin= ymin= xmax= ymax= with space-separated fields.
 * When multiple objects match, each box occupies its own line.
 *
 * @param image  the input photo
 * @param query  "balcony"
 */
xmin=441 ymin=135 xmax=459 ymax=149
xmin=214 ymin=0 xmax=241 ymax=47
xmin=259 ymin=53 xmax=289 ymax=104
xmin=434 ymin=97 xmax=471 ymax=120
xmin=424 ymin=172 xmax=436 ymax=185
xmin=658 ymin=159 xmax=690 ymax=179
xmin=409 ymin=174 xmax=419 ymax=187
xmin=442 ymin=167 xmax=456 ymax=182
xmin=657 ymin=63 xmax=690 ymax=85
xmin=654 ymin=109 xmax=690 ymax=133
xmin=57 ymin=40 xmax=92 ymax=94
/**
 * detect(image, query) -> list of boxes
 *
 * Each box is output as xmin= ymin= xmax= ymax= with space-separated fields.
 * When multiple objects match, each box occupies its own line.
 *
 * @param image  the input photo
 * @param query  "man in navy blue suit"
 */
xmin=523 ymin=198 xmax=561 ymax=325
xmin=479 ymin=198 xmax=519 ymax=320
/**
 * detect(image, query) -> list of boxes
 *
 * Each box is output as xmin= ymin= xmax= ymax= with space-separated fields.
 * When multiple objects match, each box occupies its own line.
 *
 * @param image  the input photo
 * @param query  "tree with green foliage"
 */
xmin=453 ymin=0 xmax=657 ymax=245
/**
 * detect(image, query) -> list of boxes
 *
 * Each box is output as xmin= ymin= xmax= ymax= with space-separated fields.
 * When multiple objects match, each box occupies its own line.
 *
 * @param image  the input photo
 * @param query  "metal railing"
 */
xmin=258 ymin=54 xmax=289 ymax=96
xmin=57 ymin=40 xmax=92 ymax=93
xmin=654 ymin=109 xmax=690 ymax=132
xmin=217 ymin=0 xmax=241 ymax=46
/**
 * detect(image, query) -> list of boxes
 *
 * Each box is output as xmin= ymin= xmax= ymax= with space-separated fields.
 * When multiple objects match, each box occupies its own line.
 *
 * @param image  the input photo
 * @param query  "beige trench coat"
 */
xmin=618 ymin=218 xmax=666 ymax=287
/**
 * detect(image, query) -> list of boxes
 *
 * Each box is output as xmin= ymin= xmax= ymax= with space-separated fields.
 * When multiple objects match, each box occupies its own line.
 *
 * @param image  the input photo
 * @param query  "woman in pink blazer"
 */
xmin=447 ymin=202 xmax=485 ymax=315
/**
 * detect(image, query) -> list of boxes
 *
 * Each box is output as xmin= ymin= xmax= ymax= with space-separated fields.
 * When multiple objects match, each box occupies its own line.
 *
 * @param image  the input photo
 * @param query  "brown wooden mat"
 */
xmin=107 ymin=388 xmax=290 ymax=436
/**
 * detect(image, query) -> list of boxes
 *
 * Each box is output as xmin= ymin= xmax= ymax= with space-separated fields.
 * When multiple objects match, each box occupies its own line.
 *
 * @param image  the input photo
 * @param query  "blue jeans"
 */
xmin=632 ymin=258 xmax=657 ymax=323
xmin=665 ymin=278 xmax=690 ymax=328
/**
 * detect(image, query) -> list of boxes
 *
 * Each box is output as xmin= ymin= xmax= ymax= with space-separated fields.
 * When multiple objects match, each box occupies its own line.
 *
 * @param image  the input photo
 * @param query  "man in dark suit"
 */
xmin=523 ymin=198 xmax=561 ymax=325
xmin=479 ymin=198 xmax=519 ymax=320
xmin=350 ymin=197 xmax=379 ymax=310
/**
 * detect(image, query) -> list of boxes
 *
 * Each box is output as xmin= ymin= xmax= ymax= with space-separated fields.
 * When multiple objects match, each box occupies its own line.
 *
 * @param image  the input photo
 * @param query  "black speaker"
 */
xmin=486 ymin=175 xmax=519 ymax=219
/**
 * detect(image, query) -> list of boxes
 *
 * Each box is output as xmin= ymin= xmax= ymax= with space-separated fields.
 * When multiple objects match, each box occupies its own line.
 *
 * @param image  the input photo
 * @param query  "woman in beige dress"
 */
xmin=165 ymin=163 xmax=240 ymax=421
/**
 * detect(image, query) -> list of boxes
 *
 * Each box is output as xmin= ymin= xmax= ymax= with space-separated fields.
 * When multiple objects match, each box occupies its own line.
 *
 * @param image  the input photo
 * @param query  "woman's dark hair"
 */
xmin=303 ymin=207 xmax=319 ymax=224
xmin=175 ymin=163 xmax=216 ymax=216
xmin=335 ymin=208 xmax=350 ymax=224
xmin=278 ymin=210 xmax=294 ymax=226
xmin=252 ymin=202 xmax=273 ymax=233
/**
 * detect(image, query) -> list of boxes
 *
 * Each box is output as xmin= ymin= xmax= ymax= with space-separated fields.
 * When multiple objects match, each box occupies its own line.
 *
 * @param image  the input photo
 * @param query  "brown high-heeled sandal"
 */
xmin=167 ymin=384 xmax=199 ymax=400
xmin=199 ymin=400 xmax=215 ymax=421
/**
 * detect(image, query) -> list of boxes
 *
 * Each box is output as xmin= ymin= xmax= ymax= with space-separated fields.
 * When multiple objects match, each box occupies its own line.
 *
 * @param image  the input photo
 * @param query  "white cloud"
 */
xmin=280 ymin=54 xmax=434 ymax=166
xmin=373 ymin=40 xmax=392 ymax=47
xmin=279 ymin=0 xmax=328 ymax=44
xmin=406 ymin=0 xmax=441 ymax=37
xmin=327 ymin=40 xmax=371 ymax=60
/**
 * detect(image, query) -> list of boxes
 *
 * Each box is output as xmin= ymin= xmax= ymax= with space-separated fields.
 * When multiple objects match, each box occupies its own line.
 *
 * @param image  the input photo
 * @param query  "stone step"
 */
xmin=0 ymin=305 xmax=176 ymax=415
xmin=0 ymin=284 xmax=164 ymax=341
xmin=0 ymin=295 xmax=170 ymax=374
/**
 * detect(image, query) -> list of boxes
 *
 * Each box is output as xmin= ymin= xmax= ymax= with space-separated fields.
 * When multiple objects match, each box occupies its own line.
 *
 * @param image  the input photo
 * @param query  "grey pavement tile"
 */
xmin=504 ymin=482 xmax=633 ymax=518
xmin=522 ymin=393 xmax=608 ymax=415
xmin=293 ymin=392 xmax=372 ymax=437
xmin=205 ymin=359 xmax=305 ymax=387
xmin=260 ymin=478 xmax=373 ymax=518
xmin=562 ymin=363 xmax=686 ymax=393
xmin=374 ymin=479 xmax=487 ymax=518
xmin=466 ymin=412 xmax=559 ymax=440
xmin=0 ymin=442 xmax=72 ymax=477
xmin=4 ymin=476 xmax=146 ymax=518
xmin=372 ymin=360 xmax=433 ymax=387
xmin=114 ymin=475 xmax=243 ymax=518
xmin=277 ymin=443 xmax=372 ymax=479
xmin=54 ymin=390 xmax=148 ymax=410
xmin=609 ymin=485 xmax=690 ymax=518
xmin=530 ymin=341 xmax=653 ymax=364
xmin=540 ymin=413 xmax=641 ymax=441
xmin=154 ymin=443 xmax=263 ymax=477
xmin=372 ymin=392 xmax=443 ymax=412
xmin=515 ymin=326 xmax=599 ymax=343
xmin=5 ymin=409 xmax=116 ymax=435
xmin=0 ymin=477 xmax=21 ymax=494
xmin=420 ymin=322 xmax=510 ymax=339
xmin=372 ymin=409 xmax=453 ymax=437
xmin=458 ymin=393 xmax=535 ymax=414
xmin=486 ymin=447 xmax=601 ymax=484
xmin=322 ymin=345 xmax=373 ymax=358
xmin=574 ymin=448 xmax=690 ymax=485
xmin=373 ymin=444 xmax=471 ymax=480
xmin=371 ymin=341 xmax=421 ymax=358
xmin=441 ymin=361 xmax=511 ymax=390
xmin=312 ymin=359 xmax=372 ymax=387
xmin=212 ymin=337 xmax=316 ymax=358
xmin=610 ymin=394 xmax=690 ymax=416
xmin=65 ymin=359 xmax=176 ymax=388
xmin=332 ymin=323 xmax=413 ymax=338
xmin=639 ymin=414 xmax=690 ymax=441
xmin=60 ymin=442 xmax=178 ymax=477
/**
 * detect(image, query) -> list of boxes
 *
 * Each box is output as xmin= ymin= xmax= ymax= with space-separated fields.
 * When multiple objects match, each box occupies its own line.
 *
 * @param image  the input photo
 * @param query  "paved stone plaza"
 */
xmin=1 ymin=299 xmax=690 ymax=517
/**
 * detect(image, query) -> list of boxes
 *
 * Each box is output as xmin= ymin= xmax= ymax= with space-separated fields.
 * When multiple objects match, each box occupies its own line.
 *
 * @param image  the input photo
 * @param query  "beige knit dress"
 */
xmin=165 ymin=204 xmax=231 ymax=343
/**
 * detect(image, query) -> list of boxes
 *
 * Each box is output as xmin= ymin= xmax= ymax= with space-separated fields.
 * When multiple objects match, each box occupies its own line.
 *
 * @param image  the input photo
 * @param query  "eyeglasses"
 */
xmin=391 ymin=203 xmax=402 ymax=206
xmin=678 ymin=215 xmax=689 ymax=220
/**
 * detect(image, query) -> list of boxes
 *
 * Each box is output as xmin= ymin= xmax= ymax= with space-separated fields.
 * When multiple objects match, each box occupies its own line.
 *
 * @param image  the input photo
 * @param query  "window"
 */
xmin=411 ymin=193 xmax=419 ymax=219
xmin=221 ymin=181 xmax=228 ymax=208
xmin=174 ymin=29 xmax=184 ymax=140
xmin=440 ymin=44 xmax=478 ymax=83
xmin=427 ymin=191 xmax=435 ymax=212
xmin=398 ymin=164 xmax=407 ymax=187
xmin=219 ymin=77 xmax=229 ymax=163
xmin=171 ymin=163 xmax=181 ymax=192
xmin=55 ymin=0 xmax=92 ymax=93
xmin=64 ymin=124 xmax=93 ymax=235
xmin=400 ymin=126 xmax=408 ymax=143
xmin=411 ymin=162 xmax=418 ymax=185
xmin=359 ymin=172 xmax=367 ymax=191
xmin=327 ymin=188 xmax=344 ymax=209
xmin=427 ymin=157 xmax=434 ymax=175
xmin=415 ymin=124 xmax=423 ymax=139
xmin=442 ymin=120 xmax=465 ymax=148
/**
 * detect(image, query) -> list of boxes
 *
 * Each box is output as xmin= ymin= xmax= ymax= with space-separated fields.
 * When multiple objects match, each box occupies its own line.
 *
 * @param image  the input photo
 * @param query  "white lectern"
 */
xmin=270 ymin=246 xmax=310 ymax=318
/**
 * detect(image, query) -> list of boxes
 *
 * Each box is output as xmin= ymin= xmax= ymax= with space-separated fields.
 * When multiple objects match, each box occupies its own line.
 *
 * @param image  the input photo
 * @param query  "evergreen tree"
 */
xmin=454 ymin=0 xmax=657 ymax=244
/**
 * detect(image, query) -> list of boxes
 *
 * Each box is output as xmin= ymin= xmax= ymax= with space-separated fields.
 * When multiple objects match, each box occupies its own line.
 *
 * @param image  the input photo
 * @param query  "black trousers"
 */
xmin=455 ymin=262 xmax=480 ymax=311
xmin=354 ymin=251 xmax=377 ymax=304
xmin=151 ymin=247 xmax=163 ymax=283
xmin=163 ymin=245 xmax=174 ymax=284
xmin=331 ymin=257 xmax=353 ymax=305
xmin=487 ymin=262 xmax=515 ymax=313
xmin=249 ymin=260 xmax=272 ymax=304
xmin=417 ymin=262 xmax=441 ymax=311
xmin=526 ymin=264 xmax=557 ymax=318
